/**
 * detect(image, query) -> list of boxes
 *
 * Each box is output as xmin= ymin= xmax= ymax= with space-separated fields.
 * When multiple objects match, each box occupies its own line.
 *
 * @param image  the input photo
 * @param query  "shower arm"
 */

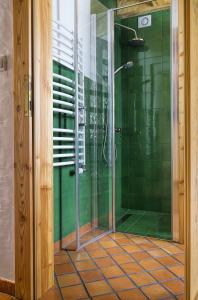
xmin=114 ymin=65 xmax=124 ymax=75
xmin=115 ymin=23 xmax=138 ymax=39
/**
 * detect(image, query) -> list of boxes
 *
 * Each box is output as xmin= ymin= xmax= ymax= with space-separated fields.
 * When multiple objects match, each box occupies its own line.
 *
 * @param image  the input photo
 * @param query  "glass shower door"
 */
xmin=76 ymin=2 xmax=114 ymax=248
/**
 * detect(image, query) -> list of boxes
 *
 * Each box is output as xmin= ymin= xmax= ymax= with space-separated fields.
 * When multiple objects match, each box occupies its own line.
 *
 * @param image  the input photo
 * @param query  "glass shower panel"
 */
xmin=77 ymin=1 xmax=113 ymax=247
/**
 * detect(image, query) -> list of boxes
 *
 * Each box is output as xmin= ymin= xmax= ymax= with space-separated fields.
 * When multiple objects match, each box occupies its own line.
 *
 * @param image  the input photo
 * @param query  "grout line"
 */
xmin=54 ymin=233 xmax=184 ymax=299
xmin=54 ymin=272 xmax=64 ymax=300
xmin=107 ymin=233 xmax=183 ymax=299
xmin=97 ymin=239 xmax=150 ymax=300
xmin=66 ymin=251 xmax=92 ymax=299
xmin=83 ymin=247 xmax=123 ymax=300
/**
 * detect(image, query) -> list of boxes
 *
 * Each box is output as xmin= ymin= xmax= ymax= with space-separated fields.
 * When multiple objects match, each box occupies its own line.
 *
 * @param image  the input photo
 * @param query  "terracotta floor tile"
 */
xmin=59 ymin=234 xmax=184 ymax=300
xmin=167 ymin=265 xmax=184 ymax=278
xmin=86 ymin=242 xmax=101 ymax=251
xmin=92 ymin=293 xmax=119 ymax=299
xmin=131 ymin=251 xmax=151 ymax=261
xmin=61 ymin=284 xmax=88 ymax=300
xmin=110 ymin=232 xmax=126 ymax=240
xmin=152 ymin=239 xmax=173 ymax=248
xmin=120 ymin=262 xmax=143 ymax=274
xmin=99 ymin=240 xmax=118 ymax=249
xmin=116 ymin=238 xmax=132 ymax=245
xmin=74 ymin=259 xmax=96 ymax=271
xmin=162 ymin=245 xmax=183 ymax=255
xmin=129 ymin=236 xmax=149 ymax=244
xmin=57 ymin=273 xmax=81 ymax=287
xmin=85 ymin=280 xmax=112 ymax=297
xmin=149 ymin=268 xmax=176 ymax=282
xmin=55 ymin=250 xmax=68 ymax=256
xmin=108 ymin=276 xmax=135 ymax=291
xmin=54 ymin=262 xmax=75 ymax=275
xmin=177 ymin=294 xmax=185 ymax=300
xmin=89 ymin=249 xmax=108 ymax=259
xmin=177 ymin=244 xmax=185 ymax=251
xmin=113 ymin=253 xmax=134 ymax=265
xmin=118 ymin=288 xmax=147 ymax=300
xmin=147 ymin=249 xmax=168 ymax=258
xmin=41 ymin=287 xmax=61 ymax=300
xmin=139 ymin=242 xmax=158 ymax=251
xmin=129 ymin=271 xmax=156 ymax=286
xmin=95 ymin=257 xmax=115 ymax=268
xmin=54 ymin=254 xmax=69 ymax=265
xmin=122 ymin=244 xmax=141 ymax=253
xmin=156 ymin=255 xmax=179 ymax=267
xmin=162 ymin=279 xmax=184 ymax=295
xmin=99 ymin=235 xmax=112 ymax=241
xmin=139 ymin=258 xmax=162 ymax=271
xmin=173 ymin=253 xmax=185 ymax=264
xmin=106 ymin=247 xmax=125 ymax=256
xmin=80 ymin=269 xmax=103 ymax=283
xmin=141 ymin=283 xmax=171 ymax=300
xmin=101 ymin=265 xmax=124 ymax=278
xmin=69 ymin=251 xmax=90 ymax=261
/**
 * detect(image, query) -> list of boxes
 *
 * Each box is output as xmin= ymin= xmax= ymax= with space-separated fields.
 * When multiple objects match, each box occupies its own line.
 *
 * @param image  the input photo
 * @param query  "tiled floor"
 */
xmin=0 ymin=293 xmax=14 ymax=300
xmin=43 ymin=233 xmax=185 ymax=300
xmin=116 ymin=211 xmax=171 ymax=240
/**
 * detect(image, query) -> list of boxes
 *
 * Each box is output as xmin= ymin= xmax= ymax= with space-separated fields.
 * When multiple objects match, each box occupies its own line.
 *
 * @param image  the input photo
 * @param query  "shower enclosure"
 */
xmin=53 ymin=0 xmax=178 ymax=250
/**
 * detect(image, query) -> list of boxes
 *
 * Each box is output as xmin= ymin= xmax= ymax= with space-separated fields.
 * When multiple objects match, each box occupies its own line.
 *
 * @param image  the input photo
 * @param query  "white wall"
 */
xmin=0 ymin=0 xmax=14 ymax=281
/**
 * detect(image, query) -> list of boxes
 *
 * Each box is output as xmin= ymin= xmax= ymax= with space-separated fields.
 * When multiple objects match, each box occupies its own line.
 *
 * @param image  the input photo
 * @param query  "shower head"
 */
xmin=115 ymin=23 xmax=145 ymax=47
xmin=123 ymin=61 xmax=134 ymax=69
xmin=114 ymin=61 xmax=134 ymax=75
xmin=128 ymin=37 xmax=145 ymax=47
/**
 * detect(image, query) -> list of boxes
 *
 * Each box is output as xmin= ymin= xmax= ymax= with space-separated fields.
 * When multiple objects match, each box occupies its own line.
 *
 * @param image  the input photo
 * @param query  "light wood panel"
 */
xmin=185 ymin=0 xmax=198 ymax=299
xmin=33 ymin=0 xmax=54 ymax=299
xmin=13 ymin=0 xmax=34 ymax=299
xmin=117 ymin=0 xmax=171 ymax=17
xmin=172 ymin=0 xmax=185 ymax=244
xmin=177 ymin=0 xmax=185 ymax=244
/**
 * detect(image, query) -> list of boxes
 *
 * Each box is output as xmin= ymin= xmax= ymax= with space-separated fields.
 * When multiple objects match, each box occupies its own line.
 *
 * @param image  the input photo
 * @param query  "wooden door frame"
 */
xmin=13 ymin=0 xmax=53 ymax=299
xmin=12 ymin=0 xmax=198 ymax=299
xmin=184 ymin=0 xmax=198 ymax=299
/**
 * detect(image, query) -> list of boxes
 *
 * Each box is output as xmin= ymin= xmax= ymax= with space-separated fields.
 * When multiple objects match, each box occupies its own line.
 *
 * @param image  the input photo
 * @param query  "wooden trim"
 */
xmin=33 ymin=0 xmax=54 ymax=299
xmin=177 ymin=0 xmax=185 ymax=244
xmin=184 ymin=0 xmax=198 ymax=299
xmin=13 ymin=0 xmax=34 ymax=299
xmin=117 ymin=0 xmax=171 ymax=17
xmin=0 ymin=278 xmax=15 ymax=297
xmin=172 ymin=0 xmax=185 ymax=244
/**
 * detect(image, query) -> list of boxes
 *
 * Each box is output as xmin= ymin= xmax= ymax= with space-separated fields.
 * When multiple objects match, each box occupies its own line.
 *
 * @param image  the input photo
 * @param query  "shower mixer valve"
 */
xmin=115 ymin=128 xmax=122 ymax=133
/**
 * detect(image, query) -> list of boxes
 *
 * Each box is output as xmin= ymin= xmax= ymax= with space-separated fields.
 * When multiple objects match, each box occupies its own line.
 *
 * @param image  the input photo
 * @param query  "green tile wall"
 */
xmin=98 ymin=0 xmax=117 ymax=9
xmin=116 ymin=10 xmax=172 ymax=215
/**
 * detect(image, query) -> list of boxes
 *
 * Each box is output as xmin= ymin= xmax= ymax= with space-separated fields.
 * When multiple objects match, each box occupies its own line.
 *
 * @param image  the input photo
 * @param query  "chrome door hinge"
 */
xmin=24 ymin=75 xmax=32 ymax=117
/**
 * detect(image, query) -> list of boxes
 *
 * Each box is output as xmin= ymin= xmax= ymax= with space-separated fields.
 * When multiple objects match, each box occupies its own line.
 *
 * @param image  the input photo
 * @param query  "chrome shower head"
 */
xmin=123 ymin=61 xmax=134 ymax=69
xmin=128 ymin=37 xmax=145 ymax=47
xmin=114 ymin=61 xmax=134 ymax=75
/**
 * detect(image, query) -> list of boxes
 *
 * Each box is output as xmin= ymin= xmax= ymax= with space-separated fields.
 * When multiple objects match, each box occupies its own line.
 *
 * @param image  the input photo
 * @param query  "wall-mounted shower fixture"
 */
xmin=115 ymin=23 xmax=145 ymax=47
xmin=114 ymin=61 xmax=133 ymax=75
